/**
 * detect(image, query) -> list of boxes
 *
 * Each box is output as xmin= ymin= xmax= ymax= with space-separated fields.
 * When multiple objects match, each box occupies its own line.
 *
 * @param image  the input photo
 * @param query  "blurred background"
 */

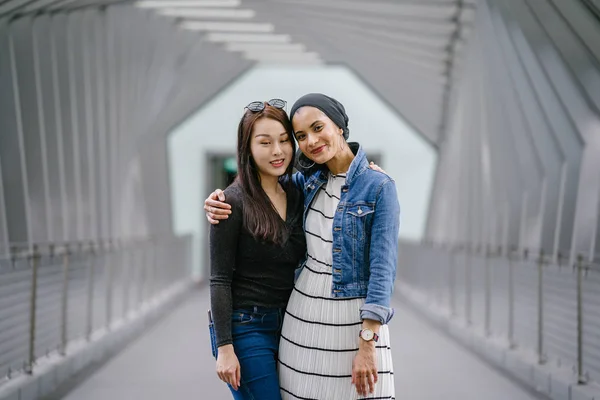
xmin=0 ymin=0 xmax=599 ymax=399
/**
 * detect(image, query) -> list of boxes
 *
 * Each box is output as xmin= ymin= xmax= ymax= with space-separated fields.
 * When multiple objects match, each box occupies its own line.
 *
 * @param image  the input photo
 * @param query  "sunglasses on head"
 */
xmin=245 ymin=98 xmax=287 ymax=112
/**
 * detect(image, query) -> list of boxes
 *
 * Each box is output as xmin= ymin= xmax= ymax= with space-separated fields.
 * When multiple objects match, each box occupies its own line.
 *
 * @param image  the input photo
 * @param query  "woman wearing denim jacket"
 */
xmin=206 ymin=93 xmax=400 ymax=399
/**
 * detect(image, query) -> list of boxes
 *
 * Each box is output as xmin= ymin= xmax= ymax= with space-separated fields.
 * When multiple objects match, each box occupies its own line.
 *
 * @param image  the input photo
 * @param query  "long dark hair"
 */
xmin=236 ymin=104 xmax=296 ymax=245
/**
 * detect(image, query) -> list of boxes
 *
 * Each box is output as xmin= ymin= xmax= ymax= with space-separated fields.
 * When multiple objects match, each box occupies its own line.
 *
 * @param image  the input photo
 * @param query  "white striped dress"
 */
xmin=279 ymin=172 xmax=395 ymax=400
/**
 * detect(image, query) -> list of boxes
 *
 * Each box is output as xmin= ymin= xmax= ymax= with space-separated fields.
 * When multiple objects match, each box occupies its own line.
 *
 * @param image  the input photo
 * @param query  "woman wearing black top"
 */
xmin=209 ymin=99 xmax=306 ymax=400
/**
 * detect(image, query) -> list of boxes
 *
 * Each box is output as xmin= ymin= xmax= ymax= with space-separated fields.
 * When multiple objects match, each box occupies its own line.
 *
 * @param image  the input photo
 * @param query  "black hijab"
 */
xmin=290 ymin=93 xmax=350 ymax=140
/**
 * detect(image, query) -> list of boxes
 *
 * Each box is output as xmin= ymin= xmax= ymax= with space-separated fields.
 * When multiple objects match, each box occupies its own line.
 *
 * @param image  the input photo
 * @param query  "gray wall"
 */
xmin=0 ymin=5 xmax=249 ymax=254
xmin=427 ymin=0 xmax=600 ymax=265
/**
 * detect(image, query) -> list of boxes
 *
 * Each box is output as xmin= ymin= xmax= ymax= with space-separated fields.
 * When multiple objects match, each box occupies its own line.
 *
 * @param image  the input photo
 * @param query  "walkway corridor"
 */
xmin=56 ymin=288 xmax=548 ymax=400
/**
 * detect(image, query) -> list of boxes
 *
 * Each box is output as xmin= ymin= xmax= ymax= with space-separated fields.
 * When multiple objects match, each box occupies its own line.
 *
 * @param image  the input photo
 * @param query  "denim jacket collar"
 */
xmin=345 ymin=142 xmax=368 ymax=186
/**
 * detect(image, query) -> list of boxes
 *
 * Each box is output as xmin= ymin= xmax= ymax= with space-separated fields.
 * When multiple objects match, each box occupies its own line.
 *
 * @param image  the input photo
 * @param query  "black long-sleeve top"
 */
xmin=209 ymin=181 xmax=306 ymax=347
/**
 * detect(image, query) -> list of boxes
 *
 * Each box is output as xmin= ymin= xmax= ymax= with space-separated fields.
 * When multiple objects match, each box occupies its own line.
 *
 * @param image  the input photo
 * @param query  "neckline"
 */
xmin=331 ymin=172 xmax=347 ymax=180
xmin=283 ymin=189 xmax=290 ymax=223
xmin=278 ymin=186 xmax=290 ymax=223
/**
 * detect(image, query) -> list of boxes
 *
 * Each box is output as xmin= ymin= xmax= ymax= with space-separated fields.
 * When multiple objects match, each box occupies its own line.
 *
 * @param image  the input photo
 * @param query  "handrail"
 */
xmin=399 ymin=239 xmax=599 ymax=385
xmin=0 ymin=234 xmax=192 ymax=383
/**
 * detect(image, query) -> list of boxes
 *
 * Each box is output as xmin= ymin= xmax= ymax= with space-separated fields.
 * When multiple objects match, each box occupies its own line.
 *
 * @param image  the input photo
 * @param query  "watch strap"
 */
xmin=359 ymin=329 xmax=379 ymax=343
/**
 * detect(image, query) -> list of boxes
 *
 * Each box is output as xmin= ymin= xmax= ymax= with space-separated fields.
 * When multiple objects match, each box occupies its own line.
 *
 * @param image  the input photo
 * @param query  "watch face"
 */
xmin=361 ymin=329 xmax=374 ymax=341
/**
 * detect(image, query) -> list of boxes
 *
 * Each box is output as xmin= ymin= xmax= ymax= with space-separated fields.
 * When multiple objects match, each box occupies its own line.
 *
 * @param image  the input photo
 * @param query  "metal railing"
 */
xmin=398 ymin=240 xmax=600 ymax=385
xmin=0 ymin=234 xmax=192 ymax=383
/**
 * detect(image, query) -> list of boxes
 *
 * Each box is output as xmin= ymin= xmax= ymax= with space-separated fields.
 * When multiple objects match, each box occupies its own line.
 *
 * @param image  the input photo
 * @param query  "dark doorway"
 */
xmin=203 ymin=153 xmax=237 ymax=275
xmin=208 ymin=154 xmax=237 ymax=190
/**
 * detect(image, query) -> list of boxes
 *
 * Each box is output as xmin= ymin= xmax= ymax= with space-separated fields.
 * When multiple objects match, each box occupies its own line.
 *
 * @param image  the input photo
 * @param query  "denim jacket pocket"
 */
xmin=346 ymin=204 xmax=375 ymax=241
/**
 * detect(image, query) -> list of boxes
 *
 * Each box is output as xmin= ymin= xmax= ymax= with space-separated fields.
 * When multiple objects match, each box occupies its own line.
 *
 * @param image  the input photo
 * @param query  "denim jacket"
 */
xmin=292 ymin=143 xmax=400 ymax=324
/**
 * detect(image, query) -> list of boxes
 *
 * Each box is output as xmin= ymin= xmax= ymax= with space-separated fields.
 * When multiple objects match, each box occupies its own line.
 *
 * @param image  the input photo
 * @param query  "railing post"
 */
xmin=86 ymin=241 xmax=95 ymax=341
xmin=26 ymin=245 xmax=40 ymax=374
xmin=465 ymin=243 xmax=472 ymax=326
xmin=439 ymin=245 xmax=445 ymax=307
xmin=576 ymin=254 xmax=586 ymax=384
xmin=508 ymin=247 xmax=516 ymax=349
xmin=60 ymin=244 xmax=71 ymax=356
xmin=122 ymin=240 xmax=130 ymax=318
xmin=449 ymin=245 xmax=456 ymax=317
xmin=105 ymin=240 xmax=113 ymax=330
xmin=537 ymin=248 xmax=546 ymax=364
xmin=137 ymin=240 xmax=145 ymax=307
xmin=151 ymin=237 xmax=158 ymax=299
xmin=142 ymin=239 xmax=149 ymax=305
xmin=484 ymin=244 xmax=492 ymax=337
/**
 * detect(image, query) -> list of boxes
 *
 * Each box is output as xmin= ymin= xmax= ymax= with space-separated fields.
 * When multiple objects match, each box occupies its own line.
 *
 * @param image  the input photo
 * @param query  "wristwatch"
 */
xmin=359 ymin=328 xmax=379 ymax=343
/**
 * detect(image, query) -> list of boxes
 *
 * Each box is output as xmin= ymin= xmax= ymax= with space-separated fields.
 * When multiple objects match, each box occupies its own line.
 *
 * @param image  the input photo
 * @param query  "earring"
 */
xmin=298 ymin=153 xmax=315 ymax=169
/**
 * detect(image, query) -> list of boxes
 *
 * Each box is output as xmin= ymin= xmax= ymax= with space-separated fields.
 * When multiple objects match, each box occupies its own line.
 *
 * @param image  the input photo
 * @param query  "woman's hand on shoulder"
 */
xmin=204 ymin=189 xmax=232 ymax=224
xmin=368 ymin=161 xmax=387 ymax=175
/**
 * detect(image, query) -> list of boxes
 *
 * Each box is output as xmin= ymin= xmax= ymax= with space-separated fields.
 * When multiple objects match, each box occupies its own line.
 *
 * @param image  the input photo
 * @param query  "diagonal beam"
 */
xmin=18 ymin=0 xmax=70 ymax=13
xmin=0 ymin=0 xmax=49 ymax=15
xmin=8 ymin=0 xmax=133 ymax=17
xmin=437 ymin=0 xmax=469 ymax=139
xmin=580 ymin=0 xmax=600 ymax=20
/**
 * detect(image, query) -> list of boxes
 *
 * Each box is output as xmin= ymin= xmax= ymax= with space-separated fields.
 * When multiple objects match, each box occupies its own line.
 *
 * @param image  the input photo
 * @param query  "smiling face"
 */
xmin=250 ymin=117 xmax=294 ymax=180
xmin=292 ymin=106 xmax=345 ymax=165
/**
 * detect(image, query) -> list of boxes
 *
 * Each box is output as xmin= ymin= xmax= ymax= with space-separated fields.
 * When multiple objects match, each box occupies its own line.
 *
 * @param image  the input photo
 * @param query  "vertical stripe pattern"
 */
xmin=279 ymin=173 xmax=395 ymax=399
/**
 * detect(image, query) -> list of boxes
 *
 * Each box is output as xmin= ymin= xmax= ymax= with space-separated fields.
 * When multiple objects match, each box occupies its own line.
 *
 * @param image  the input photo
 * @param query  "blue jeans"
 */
xmin=220 ymin=306 xmax=283 ymax=400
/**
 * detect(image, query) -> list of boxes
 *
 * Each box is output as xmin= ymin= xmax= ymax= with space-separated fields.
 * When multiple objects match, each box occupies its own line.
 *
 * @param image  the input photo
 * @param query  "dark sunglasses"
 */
xmin=245 ymin=98 xmax=287 ymax=112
